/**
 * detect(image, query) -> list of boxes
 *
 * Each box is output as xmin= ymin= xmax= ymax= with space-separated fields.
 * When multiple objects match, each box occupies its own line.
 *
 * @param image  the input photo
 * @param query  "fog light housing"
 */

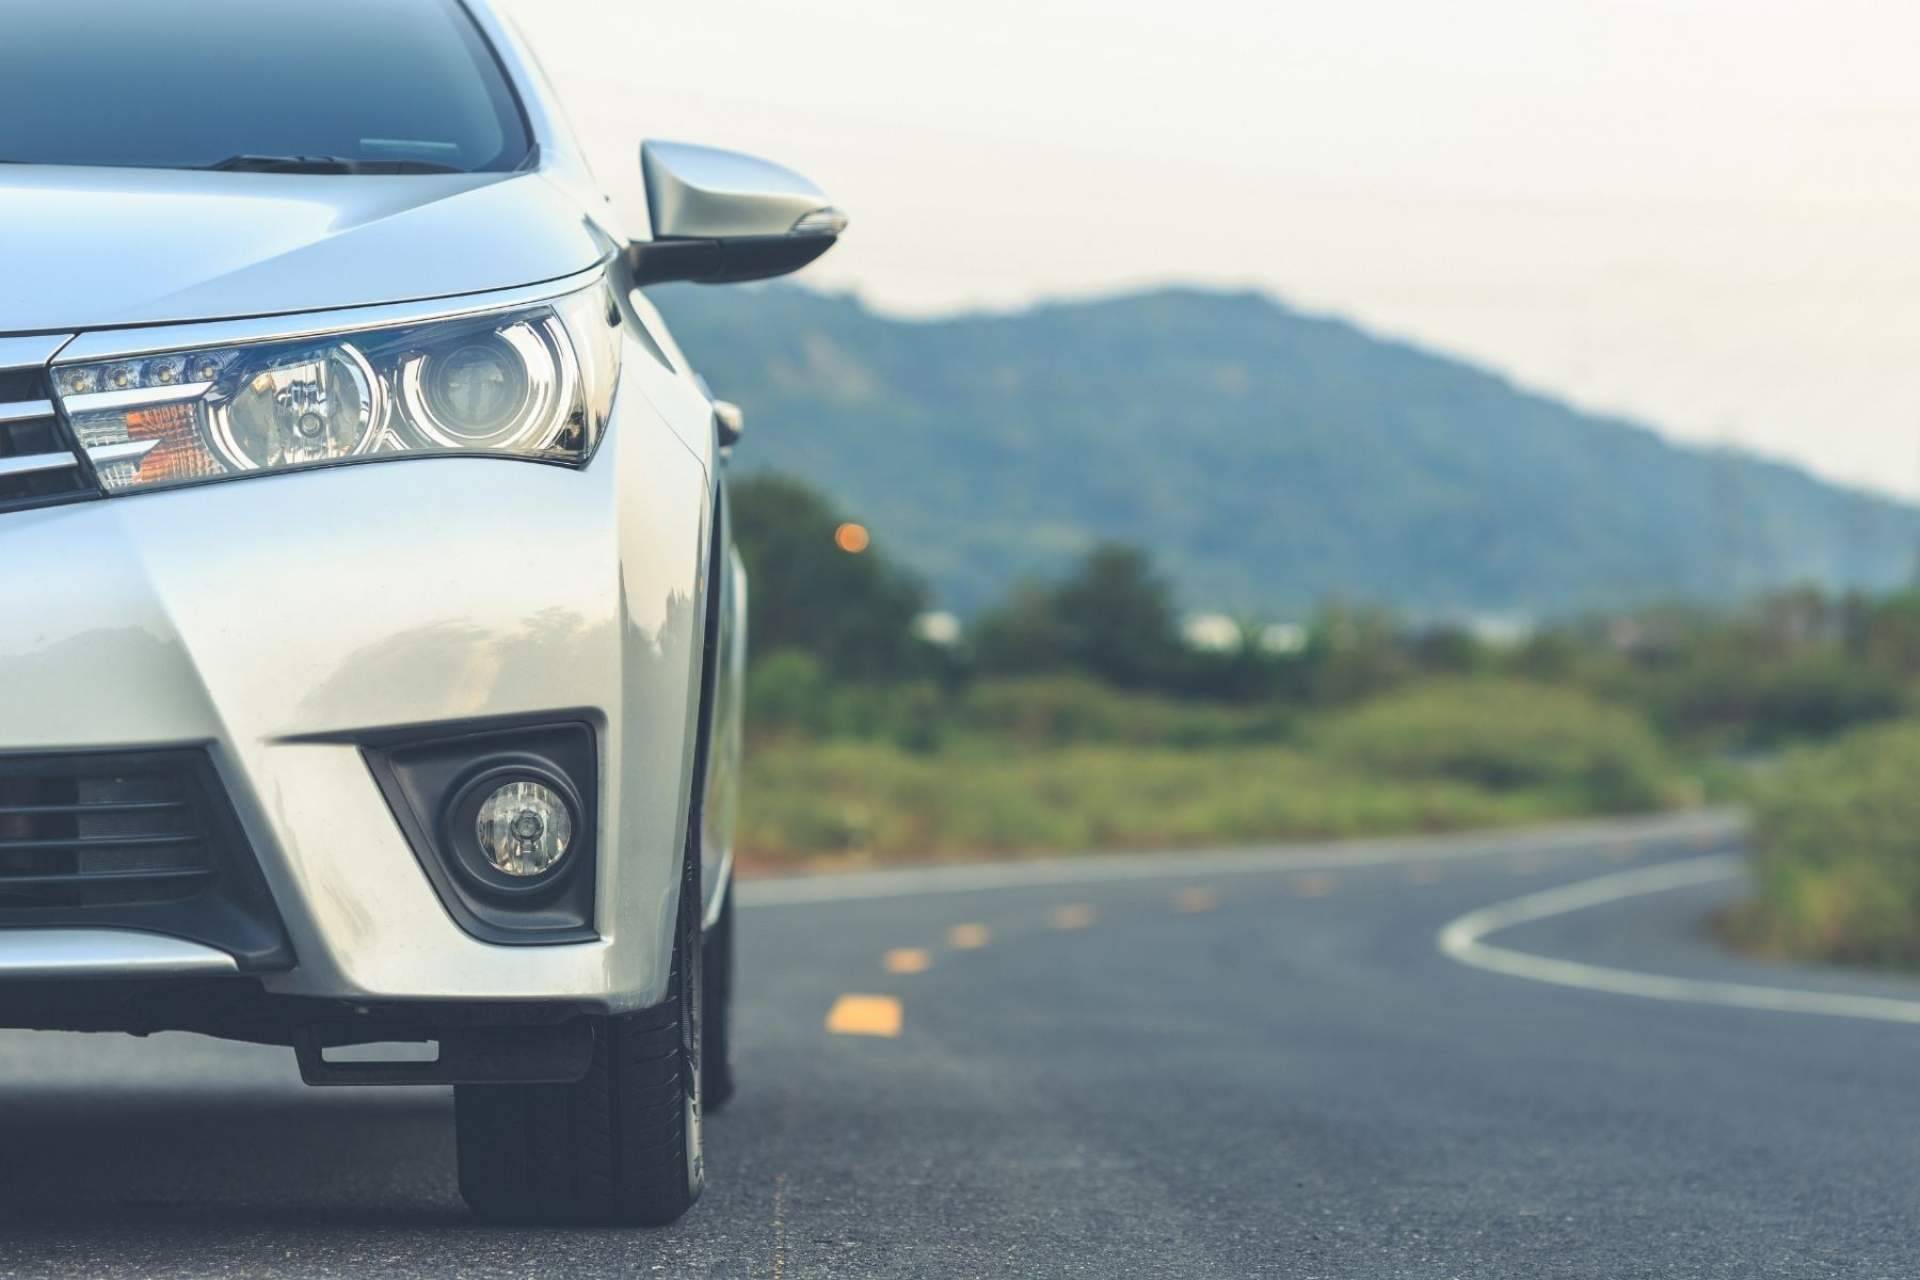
xmin=366 ymin=721 xmax=599 ymax=944
xmin=475 ymin=780 xmax=574 ymax=877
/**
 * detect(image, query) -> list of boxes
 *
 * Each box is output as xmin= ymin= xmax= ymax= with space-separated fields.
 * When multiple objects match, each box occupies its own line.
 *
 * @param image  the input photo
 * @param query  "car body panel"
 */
xmin=0 ymin=0 xmax=746 ymax=1014
xmin=0 ymin=335 xmax=712 ymax=1008
xmin=0 ymin=930 xmax=238 ymax=979
xmin=0 ymin=166 xmax=613 ymax=333
xmin=700 ymin=507 xmax=748 ymax=926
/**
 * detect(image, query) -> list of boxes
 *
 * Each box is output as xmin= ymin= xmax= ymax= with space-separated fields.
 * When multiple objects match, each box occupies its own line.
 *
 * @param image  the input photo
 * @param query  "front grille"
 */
xmin=0 ymin=335 xmax=97 ymax=516
xmin=0 ymin=757 xmax=216 ymax=909
xmin=0 ymin=751 xmax=293 ymax=971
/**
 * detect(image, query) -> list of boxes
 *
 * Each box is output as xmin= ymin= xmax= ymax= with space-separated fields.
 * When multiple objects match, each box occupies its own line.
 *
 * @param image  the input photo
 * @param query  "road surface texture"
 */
xmin=0 ymin=812 xmax=1915 ymax=1278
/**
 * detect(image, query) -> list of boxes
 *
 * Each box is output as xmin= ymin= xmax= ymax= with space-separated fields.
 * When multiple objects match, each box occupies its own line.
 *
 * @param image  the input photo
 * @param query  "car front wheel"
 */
xmin=455 ymin=847 xmax=705 ymax=1225
xmin=702 ymin=880 xmax=736 ymax=1112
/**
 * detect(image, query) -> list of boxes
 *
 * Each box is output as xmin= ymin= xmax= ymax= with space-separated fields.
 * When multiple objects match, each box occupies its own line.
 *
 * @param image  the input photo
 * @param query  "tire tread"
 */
xmin=455 ymin=852 xmax=702 ymax=1226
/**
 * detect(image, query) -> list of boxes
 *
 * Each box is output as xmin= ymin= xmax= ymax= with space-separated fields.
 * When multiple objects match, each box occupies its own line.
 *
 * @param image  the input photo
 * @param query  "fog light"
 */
xmin=474 ymin=780 xmax=574 ymax=878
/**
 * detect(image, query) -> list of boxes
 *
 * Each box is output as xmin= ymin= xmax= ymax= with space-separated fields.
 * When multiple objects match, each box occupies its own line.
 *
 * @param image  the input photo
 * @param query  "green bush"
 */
xmin=745 ymin=650 xmax=836 ymax=738
xmin=734 ymin=672 xmax=1691 ymax=867
xmin=1630 ymin=655 xmax=1907 ymax=748
xmin=955 ymin=675 xmax=1292 ymax=749
xmin=746 ymin=649 xmax=946 ymax=750
xmin=747 ymin=667 xmax=1295 ymax=751
xmin=738 ymin=739 xmax=1584 ymax=866
xmin=1734 ymin=720 xmax=1920 ymax=967
xmin=1315 ymin=678 xmax=1675 ymax=812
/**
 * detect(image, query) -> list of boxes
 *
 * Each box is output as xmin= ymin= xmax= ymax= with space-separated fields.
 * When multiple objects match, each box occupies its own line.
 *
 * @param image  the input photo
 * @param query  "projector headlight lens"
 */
xmin=474 ymin=779 xmax=575 ymax=879
xmin=403 ymin=327 xmax=555 ymax=451
xmin=55 ymin=283 xmax=619 ymax=494
xmin=420 ymin=337 xmax=531 ymax=441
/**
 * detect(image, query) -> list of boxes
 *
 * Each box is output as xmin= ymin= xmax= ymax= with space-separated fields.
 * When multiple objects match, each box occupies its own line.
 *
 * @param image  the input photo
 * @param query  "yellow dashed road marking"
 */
xmin=826 ymin=994 xmax=902 ymax=1037
xmin=770 ymin=1172 xmax=788 ymax=1279
xmin=1508 ymin=855 xmax=1545 ymax=875
xmin=948 ymin=923 xmax=992 ymax=950
xmin=1176 ymin=887 xmax=1218 ymax=913
xmin=1050 ymin=903 xmax=1096 ymax=930
xmin=1408 ymin=863 xmax=1442 ymax=885
xmin=883 ymin=948 xmax=931 ymax=975
xmin=1294 ymin=874 xmax=1337 ymax=898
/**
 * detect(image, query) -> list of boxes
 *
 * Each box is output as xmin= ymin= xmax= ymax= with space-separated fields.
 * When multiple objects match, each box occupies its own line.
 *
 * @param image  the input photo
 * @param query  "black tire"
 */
xmin=701 ymin=881 xmax=736 ymax=1112
xmin=455 ymin=849 xmax=706 ymax=1226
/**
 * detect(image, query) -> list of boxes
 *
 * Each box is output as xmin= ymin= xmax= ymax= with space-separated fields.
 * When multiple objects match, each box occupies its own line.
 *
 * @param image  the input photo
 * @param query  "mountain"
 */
xmin=649 ymin=283 xmax=1920 ymax=618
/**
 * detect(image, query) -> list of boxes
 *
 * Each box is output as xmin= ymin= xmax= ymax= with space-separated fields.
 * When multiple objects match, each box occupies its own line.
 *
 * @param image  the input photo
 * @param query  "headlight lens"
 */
xmin=55 ymin=284 xmax=620 ymax=494
xmin=214 ymin=346 xmax=382 ymax=471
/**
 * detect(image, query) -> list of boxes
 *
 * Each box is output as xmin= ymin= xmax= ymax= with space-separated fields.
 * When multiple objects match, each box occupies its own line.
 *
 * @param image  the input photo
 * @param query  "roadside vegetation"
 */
xmin=740 ymin=675 xmax=1680 ymax=866
xmin=733 ymin=473 xmax=1920 ymax=968
xmin=1726 ymin=722 xmax=1920 ymax=968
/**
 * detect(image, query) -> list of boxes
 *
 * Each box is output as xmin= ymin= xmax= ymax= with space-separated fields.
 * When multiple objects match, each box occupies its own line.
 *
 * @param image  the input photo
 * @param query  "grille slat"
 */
xmin=0 ymin=452 xmax=82 ymax=479
xmin=0 ymin=338 xmax=98 ymax=515
xmin=0 ymin=750 xmax=292 ymax=969
xmin=0 ymin=868 xmax=213 ymax=889
xmin=0 ymin=400 xmax=56 ymax=425
xmin=0 ymin=834 xmax=202 ymax=853
xmin=0 ymin=801 xmax=187 ymax=819
xmin=0 ymin=756 xmax=216 ymax=908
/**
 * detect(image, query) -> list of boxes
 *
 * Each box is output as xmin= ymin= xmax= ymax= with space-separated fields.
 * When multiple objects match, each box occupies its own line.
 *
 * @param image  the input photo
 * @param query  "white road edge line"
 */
xmin=739 ymin=811 xmax=1741 ymax=908
xmin=1437 ymin=854 xmax=1920 ymax=1026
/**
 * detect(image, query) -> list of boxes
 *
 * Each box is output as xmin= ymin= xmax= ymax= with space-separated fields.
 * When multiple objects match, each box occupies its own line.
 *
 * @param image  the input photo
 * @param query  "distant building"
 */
xmin=1182 ymin=615 xmax=1311 ymax=656
xmin=912 ymin=611 xmax=962 ymax=646
xmin=1182 ymin=613 xmax=1243 ymax=653
xmin=1464 ymin=615 xmax=1536 ymax=650
xmin=1258 ymin=623 xmax=1309 ymax=656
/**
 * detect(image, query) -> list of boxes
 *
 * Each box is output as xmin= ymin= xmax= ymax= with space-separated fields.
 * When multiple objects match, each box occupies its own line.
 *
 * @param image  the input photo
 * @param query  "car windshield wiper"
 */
xmin=202 ymin=154 xmax=468 ymax=175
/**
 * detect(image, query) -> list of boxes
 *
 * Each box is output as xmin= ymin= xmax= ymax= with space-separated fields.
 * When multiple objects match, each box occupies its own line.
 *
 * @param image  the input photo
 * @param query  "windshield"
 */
xmin=0 ymin=0 xmax=530 ymax=173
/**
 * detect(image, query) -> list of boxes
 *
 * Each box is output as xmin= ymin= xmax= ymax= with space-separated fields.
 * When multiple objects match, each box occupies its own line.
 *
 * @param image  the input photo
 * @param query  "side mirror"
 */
xmin=712 ymin=400 xmax=745 ymax=451
xmin=626 ymin=141 xmax=848 ymax=287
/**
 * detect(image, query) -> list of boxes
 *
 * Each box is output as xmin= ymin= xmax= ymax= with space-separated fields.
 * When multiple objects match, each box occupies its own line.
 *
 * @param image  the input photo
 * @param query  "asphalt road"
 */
xmin=0 ymin=813 xmax=1916 ymax=1278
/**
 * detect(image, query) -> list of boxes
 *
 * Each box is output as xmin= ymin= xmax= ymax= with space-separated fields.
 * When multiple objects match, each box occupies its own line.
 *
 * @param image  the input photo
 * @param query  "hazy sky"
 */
xmin=503 ymin=0 xmax=1920 ymax=499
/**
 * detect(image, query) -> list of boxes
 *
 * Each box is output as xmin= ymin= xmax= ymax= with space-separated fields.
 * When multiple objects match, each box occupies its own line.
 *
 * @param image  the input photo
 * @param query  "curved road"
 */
xmin=0 ymin=813 xmax=1915 ymax=1277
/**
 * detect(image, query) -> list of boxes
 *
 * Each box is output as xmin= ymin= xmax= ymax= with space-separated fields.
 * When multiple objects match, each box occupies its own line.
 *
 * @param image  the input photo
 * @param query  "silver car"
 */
xmin=0 ymin=0 xmax=844 ymax=1226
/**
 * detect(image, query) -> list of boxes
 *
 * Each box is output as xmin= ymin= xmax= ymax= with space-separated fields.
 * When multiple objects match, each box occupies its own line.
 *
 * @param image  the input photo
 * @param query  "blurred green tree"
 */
xmin=975 ymin=544 xmax=1185 ymax=689
xmin=1304 ymin=603 xmax=1410 ymax=706
xmin=1860 ymin=591 xmax=1920 ymax=676
xmin=1409 ymin=624 xmax=1486 ymax=676
xmin=730 ymin=474 xmax=930 ymax=679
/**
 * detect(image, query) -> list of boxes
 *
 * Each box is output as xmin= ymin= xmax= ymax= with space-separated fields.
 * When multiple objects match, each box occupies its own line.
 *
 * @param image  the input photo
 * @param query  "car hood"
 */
xmin=0 ymin=166 xmax=615 ymax=335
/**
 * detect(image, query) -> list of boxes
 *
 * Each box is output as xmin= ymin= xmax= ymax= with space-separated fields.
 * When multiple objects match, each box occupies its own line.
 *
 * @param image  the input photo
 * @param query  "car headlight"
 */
xmin=53 ymin=283 xmax=621 ymax=494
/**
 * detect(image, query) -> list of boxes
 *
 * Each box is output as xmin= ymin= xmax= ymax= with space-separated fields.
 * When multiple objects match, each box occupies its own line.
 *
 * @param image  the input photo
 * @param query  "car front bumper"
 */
xmin=0 ymin=400 xmax=711 ymax=1014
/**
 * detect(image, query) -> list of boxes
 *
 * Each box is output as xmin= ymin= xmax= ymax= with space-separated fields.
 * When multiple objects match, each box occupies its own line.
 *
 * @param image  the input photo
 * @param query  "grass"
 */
xmin=737 ymin=677 xmax=1693 ymax=870
xmin=1311 ymin=678 xmax=1674 ymax=813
